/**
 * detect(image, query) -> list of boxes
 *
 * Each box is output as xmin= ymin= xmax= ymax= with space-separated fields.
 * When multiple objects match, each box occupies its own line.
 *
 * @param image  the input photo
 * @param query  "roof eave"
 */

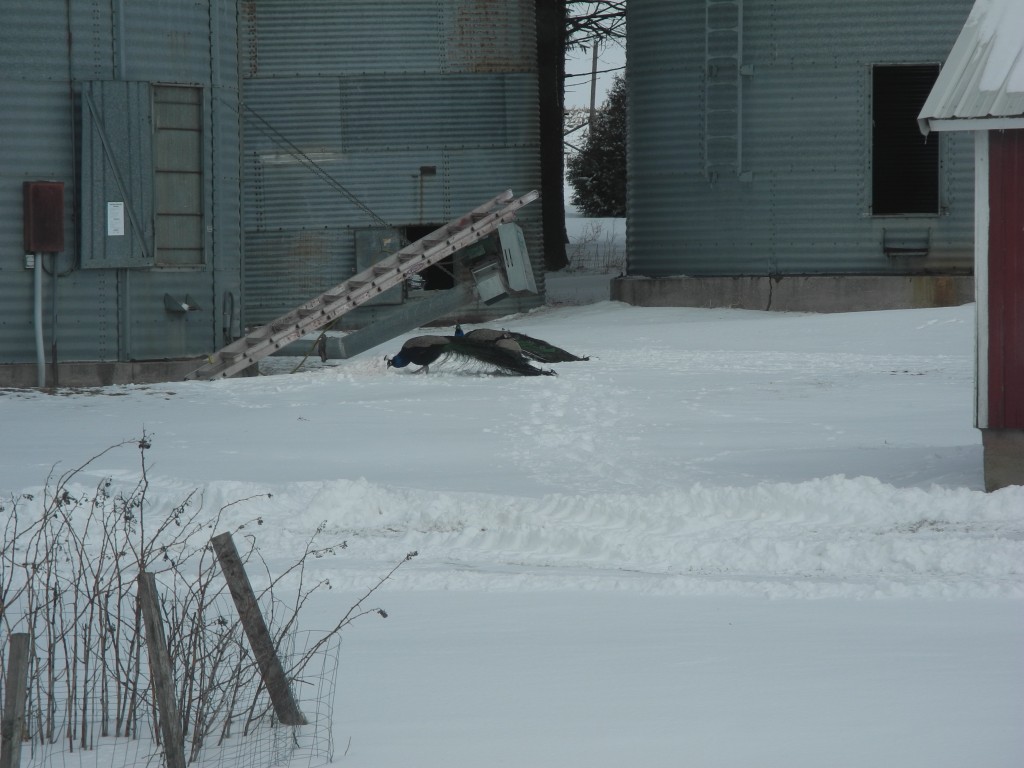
xmin=923 ymin=116 xmax=1024 ymax=132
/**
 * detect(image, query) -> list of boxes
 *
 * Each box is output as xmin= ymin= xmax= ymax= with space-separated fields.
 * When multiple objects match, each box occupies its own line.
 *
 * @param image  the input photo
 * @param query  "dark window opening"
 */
xmin=404 ymin=223 xmax=454 ymax=290
xmin=872 ymin=64 xmax=940 ymax=216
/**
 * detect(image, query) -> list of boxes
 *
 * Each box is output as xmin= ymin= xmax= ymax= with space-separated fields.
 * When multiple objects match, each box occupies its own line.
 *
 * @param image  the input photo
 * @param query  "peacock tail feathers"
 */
xmin=508 ymin=332 xmax=589 ymax=363
xmin=456 ymin=326 xmax=588 ymax=363
xmin=444 ymin=336 xmax=555 ymax=376
xmin=388 ymin=333 xmax=555 ymax=376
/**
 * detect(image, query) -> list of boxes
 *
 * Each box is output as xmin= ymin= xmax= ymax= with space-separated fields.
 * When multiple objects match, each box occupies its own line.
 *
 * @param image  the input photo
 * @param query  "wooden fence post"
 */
xmin=0 ymin=633 xmax=31 ymax=768
xmin=137 ymin=573 xmax=186 ymax=768
xmin=211 ymin=532 xmax=308 ymax=726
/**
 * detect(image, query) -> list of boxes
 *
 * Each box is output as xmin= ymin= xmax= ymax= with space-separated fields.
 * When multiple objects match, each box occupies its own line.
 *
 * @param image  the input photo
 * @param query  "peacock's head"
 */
xmin=386 ymin=352 xmax=409 ymax=369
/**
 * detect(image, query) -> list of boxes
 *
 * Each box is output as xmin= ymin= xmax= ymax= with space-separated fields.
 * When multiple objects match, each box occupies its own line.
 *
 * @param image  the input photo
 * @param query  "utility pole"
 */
xmin=589 ymin=40 xmax=600 ymax=130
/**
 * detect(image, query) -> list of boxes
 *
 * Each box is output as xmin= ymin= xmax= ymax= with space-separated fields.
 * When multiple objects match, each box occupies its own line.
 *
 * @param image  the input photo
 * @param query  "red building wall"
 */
xmin=988 ymin=129 xmax=1024 ymax=429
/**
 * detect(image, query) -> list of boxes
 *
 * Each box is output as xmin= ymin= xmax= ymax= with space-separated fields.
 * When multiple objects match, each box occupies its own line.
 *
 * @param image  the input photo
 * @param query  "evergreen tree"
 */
xmin=566 ymin=74 xmax=626 ymax=217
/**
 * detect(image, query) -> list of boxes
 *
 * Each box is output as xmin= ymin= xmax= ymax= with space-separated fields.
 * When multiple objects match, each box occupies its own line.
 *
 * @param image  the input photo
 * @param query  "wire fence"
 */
xmin=4 ymin=621 xmax=339 ymax=768
xmin=1 ymin=440 xmax=348 ymax=768
xmin=565 ymin=219 xmax=626 ymax=273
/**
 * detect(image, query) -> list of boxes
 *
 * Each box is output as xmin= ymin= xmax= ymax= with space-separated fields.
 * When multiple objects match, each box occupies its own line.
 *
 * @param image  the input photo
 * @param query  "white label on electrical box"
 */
xmin=107 ymin=202 xmax=125 ymax=236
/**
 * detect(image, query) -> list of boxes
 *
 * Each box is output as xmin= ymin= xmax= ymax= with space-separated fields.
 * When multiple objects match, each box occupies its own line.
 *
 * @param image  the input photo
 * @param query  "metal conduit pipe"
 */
xmin=34 ymin=253 xmax=45 ymax=387
xmin=51 ymin=254 xmax=59 ymax=388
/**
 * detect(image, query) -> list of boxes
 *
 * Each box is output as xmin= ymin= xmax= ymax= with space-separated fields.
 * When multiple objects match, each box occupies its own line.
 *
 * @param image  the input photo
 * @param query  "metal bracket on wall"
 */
xmin=882 ymin=228 xmax=932 ymax=259
xmin=164 ymin=294 xmax=201 ymax=314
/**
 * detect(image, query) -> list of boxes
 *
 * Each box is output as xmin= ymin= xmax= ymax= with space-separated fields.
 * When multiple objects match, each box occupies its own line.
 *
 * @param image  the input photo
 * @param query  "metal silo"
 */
xmin=239 ymin=0 xmax=544 ymax=328
xmin=623 ymin=0 xmax=977 ymax=310
xmin=0 ymin=1 xmax=242 ymax=386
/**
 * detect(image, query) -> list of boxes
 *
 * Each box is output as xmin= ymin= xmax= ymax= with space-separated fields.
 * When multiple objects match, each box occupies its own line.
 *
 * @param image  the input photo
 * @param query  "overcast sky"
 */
xmin=564 ymin=39 xmax=626 ymax=109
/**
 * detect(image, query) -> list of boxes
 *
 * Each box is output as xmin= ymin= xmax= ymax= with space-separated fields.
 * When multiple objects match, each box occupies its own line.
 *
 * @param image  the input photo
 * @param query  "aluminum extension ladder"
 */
xmin=186 ymin=189 xmax=538 ymax=381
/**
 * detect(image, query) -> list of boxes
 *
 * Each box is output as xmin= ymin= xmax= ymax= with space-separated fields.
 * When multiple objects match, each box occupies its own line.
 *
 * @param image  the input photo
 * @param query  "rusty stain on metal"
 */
xmin=450 ymin=0 xmax=532 ymax=74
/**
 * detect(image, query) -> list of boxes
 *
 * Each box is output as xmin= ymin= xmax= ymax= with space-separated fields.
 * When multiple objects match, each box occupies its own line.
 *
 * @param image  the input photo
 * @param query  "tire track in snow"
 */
xmin=506 ymin=373 xmax=646 ymax=492
xmin=195 ymin=476 xmax=1024 ymax=600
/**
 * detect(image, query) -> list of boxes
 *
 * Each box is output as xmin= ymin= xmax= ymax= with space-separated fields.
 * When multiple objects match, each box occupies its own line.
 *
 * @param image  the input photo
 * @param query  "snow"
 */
xmin=970 ymin=0 xmax=1024 ymax=93
xmin=2 ymin=276 xmax=1022 ymax=767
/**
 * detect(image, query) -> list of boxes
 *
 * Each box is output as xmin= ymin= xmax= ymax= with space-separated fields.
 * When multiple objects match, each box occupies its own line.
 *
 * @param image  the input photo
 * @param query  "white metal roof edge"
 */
xmin=918 ymin=0 xmax=1024 ymax=134
xmin=925 ymin=116 xmax=1024 ymax=131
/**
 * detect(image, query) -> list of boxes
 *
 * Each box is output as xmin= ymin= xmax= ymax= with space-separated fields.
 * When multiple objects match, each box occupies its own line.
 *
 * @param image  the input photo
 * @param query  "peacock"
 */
xmin=385 ymin=334 xmax=556 ymax=376
xmin=454 ymin=325 xmax=589 ymax=363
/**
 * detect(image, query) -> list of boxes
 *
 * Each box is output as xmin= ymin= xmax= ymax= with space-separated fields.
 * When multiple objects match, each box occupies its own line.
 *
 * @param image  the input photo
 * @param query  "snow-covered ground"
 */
xmin=2 ymin=275 xmax=1022 ymax=767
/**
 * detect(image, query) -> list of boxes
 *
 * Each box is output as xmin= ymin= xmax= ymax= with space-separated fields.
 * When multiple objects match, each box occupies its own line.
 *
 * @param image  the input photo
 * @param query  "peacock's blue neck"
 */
xmin=390 ymin=352 xmax=410 ymax=368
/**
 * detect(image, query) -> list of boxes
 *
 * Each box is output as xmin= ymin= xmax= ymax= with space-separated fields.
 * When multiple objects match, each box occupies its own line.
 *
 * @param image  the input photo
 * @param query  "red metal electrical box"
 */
xmin=23 ymin=181 xmax=65 ymax=252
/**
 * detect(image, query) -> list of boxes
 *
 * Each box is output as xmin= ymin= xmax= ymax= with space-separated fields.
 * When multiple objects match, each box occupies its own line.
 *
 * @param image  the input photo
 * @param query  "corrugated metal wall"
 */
xmin=627 ymin=0 xmax=976 ymax=277
xmin=0 ymin=0 xmax=241 ymax=367
xmin=240 ymin=0 xmax=543 ymax=326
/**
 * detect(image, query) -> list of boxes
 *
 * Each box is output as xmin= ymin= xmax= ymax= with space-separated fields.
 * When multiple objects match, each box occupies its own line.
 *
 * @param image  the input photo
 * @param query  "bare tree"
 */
xmin=566 ymin=1 xmax=626 ymax=49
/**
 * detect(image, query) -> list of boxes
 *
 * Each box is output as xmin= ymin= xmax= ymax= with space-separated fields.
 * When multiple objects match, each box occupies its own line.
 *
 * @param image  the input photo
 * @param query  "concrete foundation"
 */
xmin=610 ymin=274 xmax=974 ymax=313
xmin=0 ymin=358 xmax=212 ymax=389
xmin=982 ymin=429 xmax=1024 ymax=492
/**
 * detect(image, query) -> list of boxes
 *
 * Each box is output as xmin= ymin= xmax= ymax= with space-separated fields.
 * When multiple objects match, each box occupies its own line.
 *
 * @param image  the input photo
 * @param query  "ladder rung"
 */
xmin=372 ymin=265 xmax=391 ymax=276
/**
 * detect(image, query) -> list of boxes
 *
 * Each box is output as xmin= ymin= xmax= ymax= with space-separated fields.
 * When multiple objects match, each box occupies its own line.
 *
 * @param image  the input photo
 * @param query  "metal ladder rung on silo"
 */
xmin=704 ymin=0 xmax=744 ymax=178
xmin=185 ymin=189 xmax=539 ymax=381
